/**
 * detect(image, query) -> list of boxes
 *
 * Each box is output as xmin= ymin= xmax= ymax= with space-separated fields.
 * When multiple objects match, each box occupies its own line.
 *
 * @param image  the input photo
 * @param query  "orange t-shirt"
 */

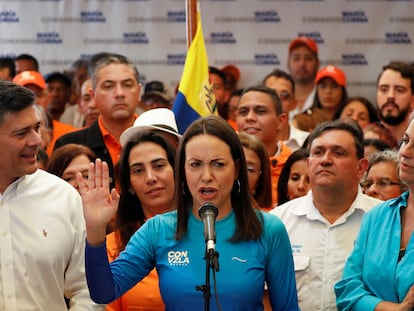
xmin=46 ymin=120 xmax=77 ymax=157
xmin=269 ymin=142 xmax=292 ymax=208
xmin=98 ymin=117 xmax=122 ymax=167
xmin=106 ymin=231 xmax=165 ymax=311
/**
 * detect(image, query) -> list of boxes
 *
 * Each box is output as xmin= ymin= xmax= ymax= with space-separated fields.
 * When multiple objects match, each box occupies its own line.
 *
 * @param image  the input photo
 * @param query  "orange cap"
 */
xmin=221 ymin=64 xmax=240 ymax=82
xmin=13 ymin=71 xmax=46 ymax=90
xmin=315 ymin=65 xmax=347 ymax=87
xmin=289 ymin=36 xmax=318 ymax=55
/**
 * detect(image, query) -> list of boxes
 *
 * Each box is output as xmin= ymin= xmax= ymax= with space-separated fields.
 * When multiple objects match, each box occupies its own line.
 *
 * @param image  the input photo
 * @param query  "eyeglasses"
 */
xmin=360 ymin=178 xmax=401 ymax=191
xmin=276 ymin=91 xmax=294 ymax=102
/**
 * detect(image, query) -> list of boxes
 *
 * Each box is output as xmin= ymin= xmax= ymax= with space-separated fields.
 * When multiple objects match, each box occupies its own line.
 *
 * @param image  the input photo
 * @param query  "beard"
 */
xmin=379 ymin=101 xmax=411 ymax=126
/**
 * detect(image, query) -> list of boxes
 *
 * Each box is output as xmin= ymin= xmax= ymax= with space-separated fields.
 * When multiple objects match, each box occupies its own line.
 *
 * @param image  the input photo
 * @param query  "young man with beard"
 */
xmin=376 ymin=61 xmax=414 ymax=142
xmin=287 ymin=36 xmax=320 ymax=119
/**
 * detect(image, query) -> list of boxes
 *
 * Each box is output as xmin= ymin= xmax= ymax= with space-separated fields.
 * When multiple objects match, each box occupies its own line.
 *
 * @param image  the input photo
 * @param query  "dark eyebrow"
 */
xmin=130 ymin=157 xmax=167 ymax=167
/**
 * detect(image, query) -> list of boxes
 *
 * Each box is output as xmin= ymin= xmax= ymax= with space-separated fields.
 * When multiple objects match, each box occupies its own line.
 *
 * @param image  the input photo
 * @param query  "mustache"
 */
xmin=382 ymin=100 xmax=398 ymax=108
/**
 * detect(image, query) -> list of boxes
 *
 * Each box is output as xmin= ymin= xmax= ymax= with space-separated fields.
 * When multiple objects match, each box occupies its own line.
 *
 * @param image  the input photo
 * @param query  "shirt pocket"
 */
xmin=293 ymin=255 xmax=310 ymax=302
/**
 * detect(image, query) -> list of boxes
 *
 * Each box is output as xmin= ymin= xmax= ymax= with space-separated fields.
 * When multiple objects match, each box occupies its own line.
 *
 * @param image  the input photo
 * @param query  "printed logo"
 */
xmin=167 ymin=53 xmax=186 ymax=65
xmin=291 ymin=244 xmax=303 ymax=254
xmin=37 ymin=32 xmax=62 ymax=44
xmin=254 ymin=53 xmax=280 ymax=65
xmin=231 ymin=257 xmax=247 ymax=263
xmin=342 ymin=53 xmax=368 ymax=65
xmin=0 ymin=53 xmax=16 ymax=58
xmin=254 ymin=10 xmax=281 ymax=23
xmin=297 ymin=31 xmax=324 ymax=44
xmin=385 ymin=32 xmax=411 ymax=44
xmin=209 ymin=32 xmax=237 ymax=44
xmin=168 ymin=251 xmax=190 ymax=266
xmin=79 ymin=54 xmax=93 ymax=60
xmin=167 ymin=10 xmax=185 ymax=23
xmin=0 ymin=11 xmax=19 ymax=23
xmin=123 ymin=32 xmax=149 ymax=44
xmin=80 ymin=10 xmax=106 ymax=23
xmin=342 ymin=10 xmax=368 ymax=23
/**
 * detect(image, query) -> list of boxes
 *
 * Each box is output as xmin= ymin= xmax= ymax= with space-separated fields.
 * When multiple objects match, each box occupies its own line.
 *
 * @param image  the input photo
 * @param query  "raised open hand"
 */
xmin=77 ymin=158 xmax=120 ymax=245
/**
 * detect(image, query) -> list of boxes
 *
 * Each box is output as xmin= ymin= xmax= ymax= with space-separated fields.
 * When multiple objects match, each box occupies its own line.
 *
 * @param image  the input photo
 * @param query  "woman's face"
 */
xmin=185 ymin=134 xmax=238 ymax=219
xmin=317 ymin=78 xmax=343 ymax=111
xmin=61 ymin=154 xmax=91 ymax=191
xmin=228 ymin=94 xmax=240 ymax=122
xmin=242 ymin=146 xmax=261 ymax=195
xmin=287 ymin=159 xmax=310 ymax=200
xmin=129 ymin=142 xmax=175 ymax=218
xmin=340 ymin=100 xmax=370 ymax=129
xmin=399 ymin=120 xmax=414 ymax=187
xmin=362 ymin=161 xmax=402 ymax=201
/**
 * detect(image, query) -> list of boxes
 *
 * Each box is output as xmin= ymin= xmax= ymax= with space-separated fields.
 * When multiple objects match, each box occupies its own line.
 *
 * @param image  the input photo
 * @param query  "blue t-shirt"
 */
xmin=335 ymin=191 xmax=414 ymax=310
xmin=86 ymin=209 xmax=299 ymax=311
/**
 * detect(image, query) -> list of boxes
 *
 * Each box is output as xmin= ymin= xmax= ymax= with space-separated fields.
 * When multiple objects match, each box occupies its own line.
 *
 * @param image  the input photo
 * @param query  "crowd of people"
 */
xmin=0 ymin=35 xmax=414 ymax=310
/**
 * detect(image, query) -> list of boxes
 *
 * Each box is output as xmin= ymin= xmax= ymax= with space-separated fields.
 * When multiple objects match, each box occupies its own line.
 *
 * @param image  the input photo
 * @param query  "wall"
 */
xmin=0 ymin=0 xmax=413 ymax=103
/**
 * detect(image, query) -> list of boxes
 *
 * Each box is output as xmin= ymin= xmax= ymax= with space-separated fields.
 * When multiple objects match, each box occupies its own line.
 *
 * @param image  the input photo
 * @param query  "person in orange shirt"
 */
xmin=54 ymin=53 xmax=140 ymax=191
xmin=106 ymin=118 xmax=181 ymax=311
xmin=227 ymin=89 xmax=243 ymax=131
xmin=236 ymin=85 xmax=292 ymax=207
xmin=238 ymin=132 xmax=272 ymax=211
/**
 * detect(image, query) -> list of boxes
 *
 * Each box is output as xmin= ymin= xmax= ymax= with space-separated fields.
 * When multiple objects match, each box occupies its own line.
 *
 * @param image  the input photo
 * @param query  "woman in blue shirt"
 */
xmin=79 ymin=116 xmax=299 ymax=311
xmin=335 ymin=117 xmax=414 ymax=310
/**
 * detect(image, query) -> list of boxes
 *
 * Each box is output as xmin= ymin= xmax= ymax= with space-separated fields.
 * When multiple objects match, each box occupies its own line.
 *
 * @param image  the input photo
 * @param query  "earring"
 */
xmin=182 ymin=182 xmax=187 ymax=196
xmin=128 ymin=188 xmax=135 ymax=195
xmin=236 ymin=179 xmax=241 ymax=195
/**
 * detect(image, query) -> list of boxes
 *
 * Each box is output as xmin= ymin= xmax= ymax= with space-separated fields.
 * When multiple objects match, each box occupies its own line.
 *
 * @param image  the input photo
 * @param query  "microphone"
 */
xmin=198 ymin=203 xmax=218 ymax=252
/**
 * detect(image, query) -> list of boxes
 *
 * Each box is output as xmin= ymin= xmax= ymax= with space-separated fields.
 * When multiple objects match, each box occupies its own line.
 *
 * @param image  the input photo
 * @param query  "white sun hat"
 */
xmin=120 ymin=108 xmax=182 ymax=146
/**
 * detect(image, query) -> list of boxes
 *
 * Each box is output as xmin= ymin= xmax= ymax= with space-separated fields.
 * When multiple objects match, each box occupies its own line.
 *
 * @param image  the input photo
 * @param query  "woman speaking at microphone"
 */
xmin=79 ymin=116 xmax=299 ymax=311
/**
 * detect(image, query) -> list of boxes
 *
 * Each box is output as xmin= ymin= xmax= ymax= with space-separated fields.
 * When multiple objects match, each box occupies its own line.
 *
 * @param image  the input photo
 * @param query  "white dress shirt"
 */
xmin=284 ymin=123 xmax=310 ymax=151
xmin=289 ymin=87 xmax=316 ymax=120
xmin=0 ymin=169 xmax=103 ymax=310
xmin=270 ymin=188 xmax=382 ymax=311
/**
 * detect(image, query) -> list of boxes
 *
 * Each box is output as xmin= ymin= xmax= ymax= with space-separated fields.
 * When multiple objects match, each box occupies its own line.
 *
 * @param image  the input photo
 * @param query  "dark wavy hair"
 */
xmin=48 ymin=143 xmax=96 ymax=177
xmin=334 ymin=96 xmax=380 ymax=125
xmin=277 ymin=148 xmax=310 ymax=205
xmin=0 ymin=81 xmax=35 ymax=125
xmin=115 ymin=130 xmax=176 ymax=253
xmin=312 ymin=83 xmax=348 ymax=120
xmin=377 ymin=61 xmax=414 ymax=93
xmin=238 ymin=132 xmax=272 ymax=209
xmin=174 ymin=116 xmax=263 ymax=242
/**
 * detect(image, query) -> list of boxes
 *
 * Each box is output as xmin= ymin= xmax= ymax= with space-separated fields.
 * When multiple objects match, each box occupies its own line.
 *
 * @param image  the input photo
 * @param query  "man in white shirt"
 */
xmin=271 ymin=119 xmax=382 ymax=311
xmin=0 ymin=81 xmax=103 ymax=310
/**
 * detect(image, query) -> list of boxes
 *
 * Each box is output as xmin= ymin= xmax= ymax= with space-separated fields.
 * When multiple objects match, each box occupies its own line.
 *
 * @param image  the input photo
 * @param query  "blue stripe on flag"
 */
xmin=173 ymin=92 xmax=201 ymax=134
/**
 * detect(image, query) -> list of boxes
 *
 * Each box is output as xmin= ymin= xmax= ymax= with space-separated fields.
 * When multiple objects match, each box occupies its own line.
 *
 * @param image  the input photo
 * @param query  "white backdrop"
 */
xmin=0 ymin=0 xmax=413 ymax=103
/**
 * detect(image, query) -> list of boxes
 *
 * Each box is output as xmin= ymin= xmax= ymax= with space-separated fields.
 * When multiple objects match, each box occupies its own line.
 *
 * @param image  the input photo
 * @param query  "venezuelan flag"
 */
xmin=172 ymin=3 xmax=216 ymax=134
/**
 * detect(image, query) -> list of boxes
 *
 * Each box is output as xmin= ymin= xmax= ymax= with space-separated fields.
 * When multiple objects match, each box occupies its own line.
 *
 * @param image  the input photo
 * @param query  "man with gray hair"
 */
xmin=55 ymin=53 xmax=141 ymax=191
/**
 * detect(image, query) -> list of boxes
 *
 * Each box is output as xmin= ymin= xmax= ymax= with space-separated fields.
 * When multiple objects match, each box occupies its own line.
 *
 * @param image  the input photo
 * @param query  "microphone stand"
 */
xmin=196 ymin=248 xmax=219 ymax=311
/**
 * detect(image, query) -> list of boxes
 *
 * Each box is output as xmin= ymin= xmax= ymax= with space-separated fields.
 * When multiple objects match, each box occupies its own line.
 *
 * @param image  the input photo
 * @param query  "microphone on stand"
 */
xmin=198 ymin=203 xmax=218 ymax=253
